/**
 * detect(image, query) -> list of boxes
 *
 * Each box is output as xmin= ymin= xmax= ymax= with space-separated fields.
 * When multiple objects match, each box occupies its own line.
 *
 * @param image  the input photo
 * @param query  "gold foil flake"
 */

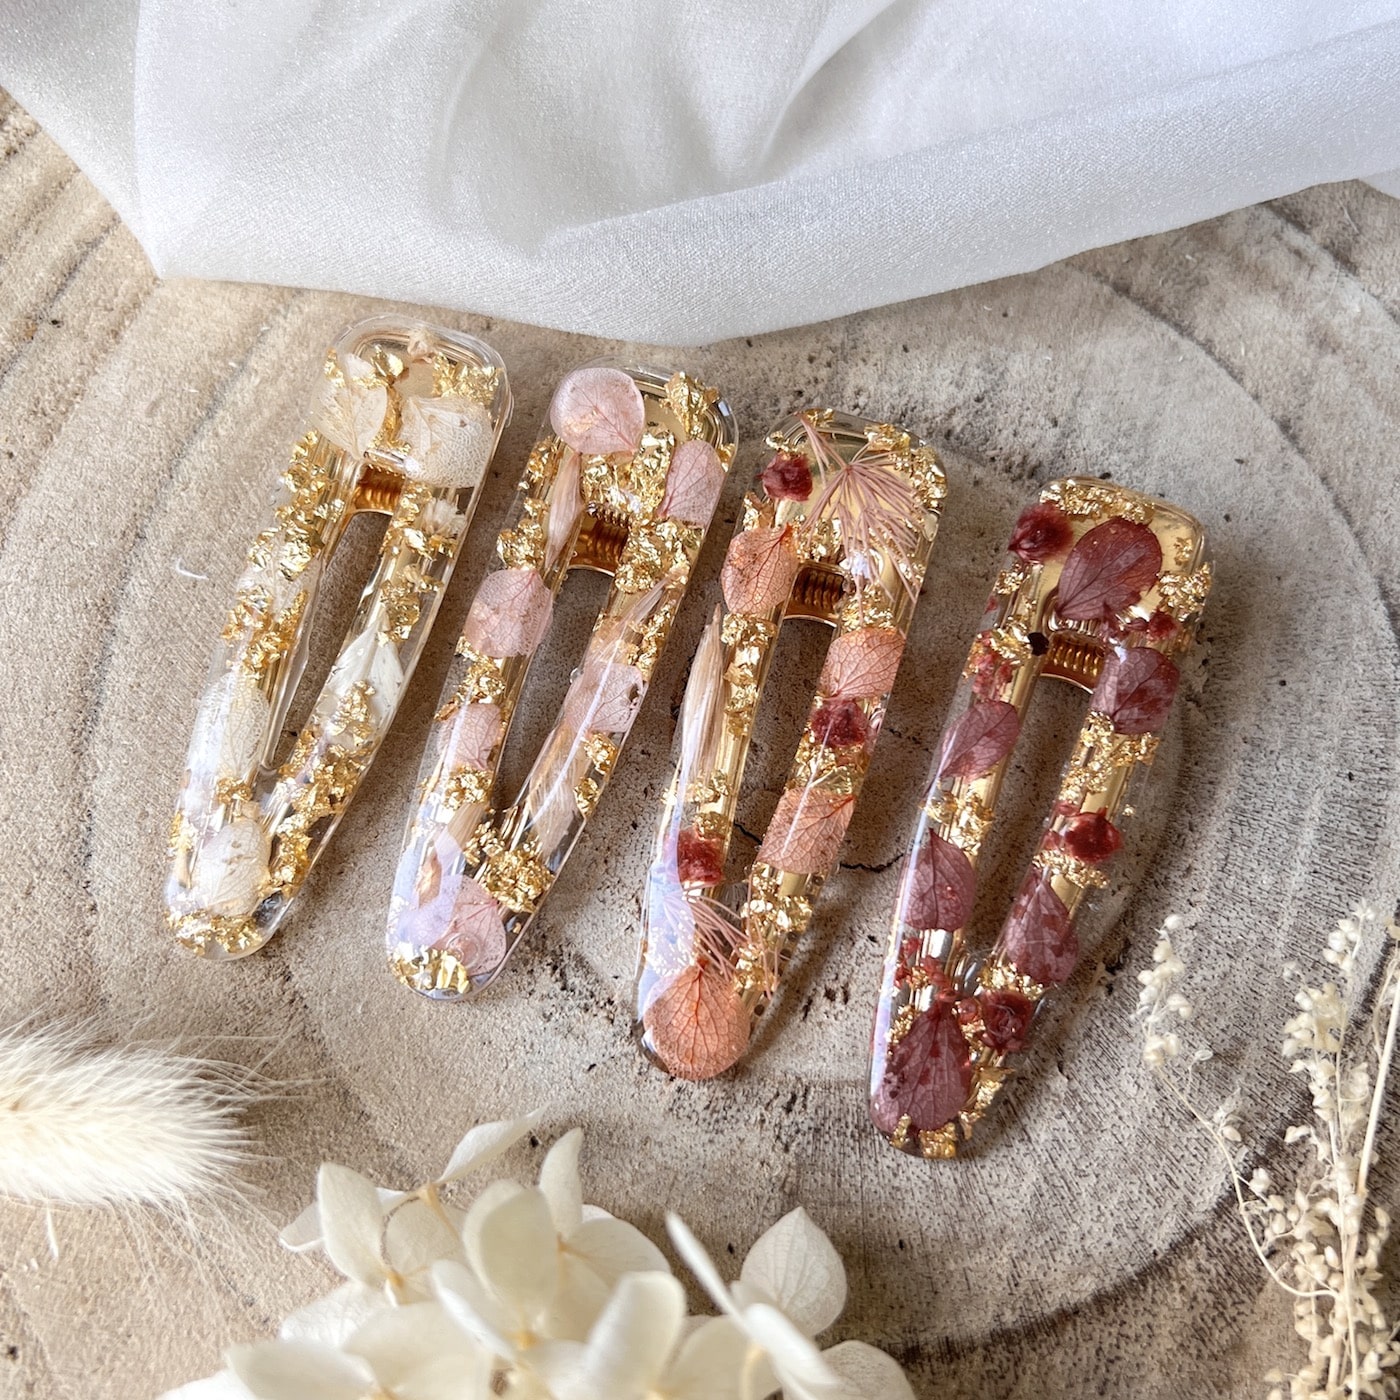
xmin=791 ymin=730 xmax=869 ymax=794
xmin=327 ymin=681 xmax=379 ymax=749
xmin=432 ymin=357 xmax=500 ymax=406
xmin=442 ymin=765 xmax=491 ymax=813
xmin=724 ymin=682 xmax=760 ymax=738
xmin=838 ymin=583 xmax=895 ymax=633
xmin=888 ymin=1000 xmax=919 ymax=1048
xmin=994 ymin=562 xmax=1030 ymax=595
xmin=1040 ymin=479 xmax=1154 ymax=524
xmin=475 ymin=834 xmax=551 ymax=914
xmin=615 ymin=519 xmax=699 ymax=593
xmin=583 ymin=733 xmax=620 ymax=776
xmin=630 ymin=597 xmax=678 ymax=680
xmin=524 ymin=434 xmax=564 ymax=488
xmin=225 ymin=587 xmax=307 ymax=682
xmin=1034 ymin=843 xmax=1110 ymax=890
xmin=270 ymin=826 xmax=311 ymax=888
xmin=903 ymin=446 xmax=948 ymax=514
xmin=918 ymin=1124 xmax=960 ymax=1160
xmin=865 ymin=422 xmax=912 ymax=455
xmin=799 ymin=514 xmax=841 ymax=564
xmin=924 ymin=789 xmax=995 ymax=853
xmin=366 ymin=343 xmax=405 ymax=384
xmin=739 ymin=862 xmax=813 ymax=977
xmin=1172 ymin=533 xmax=1198 ymax=569
xmin=979 ymin=957 xmax=1045 ymax=1001
xmin=574 ymin=775 xmax=602 ymax=820
xmin=388 ymin=942 xmax=472 ymax=996
xmin=740 ymin=493 xmax=771 ymax=532
xmin=379 ymin=566 xmax=441 ymax=642
xmin=1058 ymin=711 xmax=1159 ymax=804
xmin=212 ymin=776 xmax=254 ymax=809
xmin=1155 ymin=562 xmax=1212 ymax=621
xmin=721 ymin=614 xmax=777 ymax=652
xmin=965 ymin=1065 xmax=1008 ymax=1115
xmin=663 ymin=372 xmax=718 ymax=439
xmin=690 ymin=806 xmax=732 ymax=841
xmin=168 ymin=810 xmax=195 ymax=858
xmin=628 ymin=429 xmax=675 ymax=518
xmin=171 ymin=911 xmax=263 ymax=958
xmin=439 ymin=648 xmax=507 ymax=718
xmin=496 ymin=500 xmax=548 ymax=571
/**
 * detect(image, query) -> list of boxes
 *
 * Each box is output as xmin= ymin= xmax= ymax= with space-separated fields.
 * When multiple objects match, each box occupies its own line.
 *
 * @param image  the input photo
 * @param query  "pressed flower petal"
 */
xmin=757 ymin=788 xmax=856 ymax=877
xmin=1091 ymin=646 xmax=1179 ymax=735
xmin=539 ymin=1127 xmax=584 ymax=1236
xmin=400 ymin=395 xmax=495 ymax=489
xmin=817 ymin=627 xmax=904 ymax=700
xmin=280 ymin=1188 xmax=405 ymax=1255
xmin=936 ymin=701 xmax=1021 ymax=781
xmin=1055 ymin=518 xmax=1162 ymax=621
xmin=549 ymin=368 xmax=646 ymax=456
xmin=317 ymin=1163 xmax=388 ymax=1289
xmin=721 ymin=526 xmax=800 ymax=615
xmin=666 ymin=1213 xmax=739 ymax=1319
xmin=737 ymin=1207 xmax=847 ymax=1338
xmin=661 ymin=439 xmax=726 ymax=526
xmin=442 ymin=702 xmax=503 ymax=772
xmin=433 ymin=877 xmax=507 ymax=976
xmin=902 ymin=833 xmax=976 ymax=933
xmin=538 ymin=1252 xmax=614 ymax=1344
xmin=463 ymin=568 xmax=553 ymax=658
xmin=189 ymin=818 xmax=269 ymax=918
xmin=643 ymin=963 xmax=752 ymax=1080
xmin=562 ymin=657 xmax=647 ymax=735
xmin=227 ymin=1340 xmax=373 ymax=1400
xmin=821 ymin=1341 xmax=916 ymax=1400
xmin=440 ymin=1110 xmax=544 ymax=1185
xmin=1001 ymin=869 xmax=1077 ymax=984
xmin=474 ymin=1186 xmax=559 ymax=1319
xmin=870 ymin=999 xmax=972 ymax=1136
xmin=316 ymin=373 xmax=388 ymax=460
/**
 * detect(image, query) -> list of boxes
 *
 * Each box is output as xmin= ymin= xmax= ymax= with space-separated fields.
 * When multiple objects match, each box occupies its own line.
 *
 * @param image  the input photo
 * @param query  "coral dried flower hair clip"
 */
xmin=869 ymin=479 xmax=1211 ymax=1158
xmin=634 ymin=410 xmax=947 ymax=1080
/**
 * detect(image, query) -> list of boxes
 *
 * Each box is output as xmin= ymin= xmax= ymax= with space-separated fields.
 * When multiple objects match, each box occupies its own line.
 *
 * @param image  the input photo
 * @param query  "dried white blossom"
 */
xmin=163 ymin=1115 xmax=915 ymax=1399
xmin=1138 ymin=903 xmax=1400 ymax=1399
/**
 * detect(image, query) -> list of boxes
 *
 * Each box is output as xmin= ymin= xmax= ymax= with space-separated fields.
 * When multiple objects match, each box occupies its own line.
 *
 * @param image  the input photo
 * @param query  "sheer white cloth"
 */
xmin=3 ymin=1 xmax=1399 ymax=342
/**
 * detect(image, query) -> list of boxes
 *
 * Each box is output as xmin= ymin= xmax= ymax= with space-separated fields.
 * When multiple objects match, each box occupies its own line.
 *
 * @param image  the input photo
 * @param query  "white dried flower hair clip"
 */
xmin=166 ymin=317 xmax=512 ymax=959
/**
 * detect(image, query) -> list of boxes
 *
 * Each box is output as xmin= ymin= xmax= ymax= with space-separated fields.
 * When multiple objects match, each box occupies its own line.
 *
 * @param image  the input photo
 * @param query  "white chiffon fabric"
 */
xmin=3 ymin=1 xmax=1399 ymax=343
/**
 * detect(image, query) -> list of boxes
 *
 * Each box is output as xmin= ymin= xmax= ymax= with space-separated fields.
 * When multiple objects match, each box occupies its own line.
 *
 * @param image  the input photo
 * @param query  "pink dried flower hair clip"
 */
xmin=386 ymin=363 xmax=736 ymax=998
xmin=166 ymin=317 xmax=512 ymax=958
xmin=869 ymin=479 xmax=1211 ymax=1159
xmin=634 ymin=410 xmax=948 ymax=1080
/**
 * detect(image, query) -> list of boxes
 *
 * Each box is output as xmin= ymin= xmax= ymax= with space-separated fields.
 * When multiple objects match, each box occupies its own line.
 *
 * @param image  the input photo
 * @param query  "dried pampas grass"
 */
xmin=0 ymin=1020 xmax=258 ymax=1213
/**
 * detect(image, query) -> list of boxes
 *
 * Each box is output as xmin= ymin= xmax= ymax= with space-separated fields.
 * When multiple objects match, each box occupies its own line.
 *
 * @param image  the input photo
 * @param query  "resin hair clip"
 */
xmin=387 ymin=365 xmax=737 ymax=998
xmin=869 ymin=479 xmax=1211 ymax=1158
xmin=634 ymin=411 xmax=947 ymax=1079
xmin=166 ymin=317 xmax=511 ymax=958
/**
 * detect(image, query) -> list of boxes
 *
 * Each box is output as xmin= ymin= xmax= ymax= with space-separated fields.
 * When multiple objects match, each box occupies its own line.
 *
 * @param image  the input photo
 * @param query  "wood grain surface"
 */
xmin=2 ymin=87 xmax=1399 ymax=1399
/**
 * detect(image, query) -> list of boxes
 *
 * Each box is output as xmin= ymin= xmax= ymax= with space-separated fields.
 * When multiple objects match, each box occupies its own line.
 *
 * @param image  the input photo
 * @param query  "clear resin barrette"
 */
xmin=387 ymin=365 xmax=737 ymax=999
xmin=166 ymin=317 xmax=511 ymax=958
xmin=634 ymin=411 xmax=947 ymax=1079
xmin=869 ymin=478 xmax=1211 ymax=1158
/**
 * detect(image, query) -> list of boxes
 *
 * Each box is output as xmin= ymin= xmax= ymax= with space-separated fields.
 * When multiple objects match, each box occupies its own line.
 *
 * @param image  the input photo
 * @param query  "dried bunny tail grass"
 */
xmin=0 ymin=1019 xmax=260 ymax=1212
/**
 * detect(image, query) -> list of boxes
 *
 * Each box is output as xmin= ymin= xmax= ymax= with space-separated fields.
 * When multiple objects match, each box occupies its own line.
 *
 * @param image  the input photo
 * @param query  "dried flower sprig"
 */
xmin=0 ymin=1020 xmax=257 ymax=1216
xmin=1137 ymin=904 xmax=1400 ymax=1399
xmin=164 ymin=1114 xmax=913 ymax=1400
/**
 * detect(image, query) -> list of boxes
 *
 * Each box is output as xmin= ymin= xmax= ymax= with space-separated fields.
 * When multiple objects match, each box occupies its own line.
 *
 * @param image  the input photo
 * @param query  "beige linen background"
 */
xmin=2 ymin=89 xmax=1399 ymax=1399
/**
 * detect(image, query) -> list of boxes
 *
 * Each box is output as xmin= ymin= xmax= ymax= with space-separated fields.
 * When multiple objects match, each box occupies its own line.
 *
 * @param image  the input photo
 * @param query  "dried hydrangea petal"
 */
xmin=400 ymin=395 xmax=495 ymax=488
xmin=442 ymin=702 xmax=503 ymax=771
xmin=818 ymin=627 xmax=904 ymax=700
xmin=660 ymin=439 xmax=725 ymax=526
xmin=433 ymin=876 xmax=507 ymax=975
xmin=563 ymin=657 xmax=647 ymax=736
xmin=977 ymin=988 xmax=1036 ymax=1054
xmin=1055 ymin=518 xmax=1163 ymax=621
xmin=643 ymin=962 xmax=751 ymax=1080
xmin=809 ymin=698 xmax=871 ymax=749
xmin=871 ymin=999 xmax=971 ymax=1136
xmin=757 ymin=787 xmax=856 ymax=876
xmin=549 ymin=367 xmax=646 ymax=456
xmin=1091 ymin=645 xmax=1180 ymax=735
xmin=315 ymin=356 xmax=387 ymax=458
xmin=720 ymin=526 xmax=800 ymax=615
xmin=902 ymin=832 xmax=976 ymax=932
xmin=463 ymin=568 xmax=553 ymax=658
xmin=189 ymin=818 xmax=270 ymax=918
xmin=936 ymin=701 xmax=1021 ymax=782
xmin=1001 ymin=869 xmax=1077 ymax=984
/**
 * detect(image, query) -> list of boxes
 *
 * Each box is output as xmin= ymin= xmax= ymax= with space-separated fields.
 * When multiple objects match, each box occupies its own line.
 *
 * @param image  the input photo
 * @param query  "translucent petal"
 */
xmin=226 ymin=1340 xmax=373 ymax=1400
xmin=821 ymin=1341 xmax=916 ymax=1400
xmin=279 ymin=1283 xmax=384 ymax=1348
xmin=662 ymin=1317 xmax=750 ymax=1400
xmin=460 ymin=1179 xmax=525 ymax=1269
xmin=155 ymin=1373 xmax=252 ymax=1400
xmin=737 ymin=1208 xmax=847 ymax=1338
xmin=317 ymin=1163 xmax=388 ymax=1288
xmin=475 ymin=1186 xmax=559 ymax=1319
xmin=666 ymin=1213 xmax=737 ymax=1318
xmin=538 ymin=1251 xmax=613 ymax=1343
xmin=741 ymin=1304 xmax=840 ymax=1396
xmin=569 ymin=1215 xmax=669 ymax=1287
xmin=538 ymin=1127 xmax=584 ymax=1236
xmin=432 ymin=1259 xmax=515 ymax=1362
xmin=347 ymin=1302 xmax=492 ymax=1400
xmin=383 ymin=1198 xmax=465 ymax=1292
xmin=280 ymin=1188 xmax=405 ymax=1254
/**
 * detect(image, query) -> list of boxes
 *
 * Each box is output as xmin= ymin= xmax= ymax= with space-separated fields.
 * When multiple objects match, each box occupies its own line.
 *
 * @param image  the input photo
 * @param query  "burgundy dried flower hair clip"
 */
xmin=869 ymin=478 xmax=1211 ymax=1159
